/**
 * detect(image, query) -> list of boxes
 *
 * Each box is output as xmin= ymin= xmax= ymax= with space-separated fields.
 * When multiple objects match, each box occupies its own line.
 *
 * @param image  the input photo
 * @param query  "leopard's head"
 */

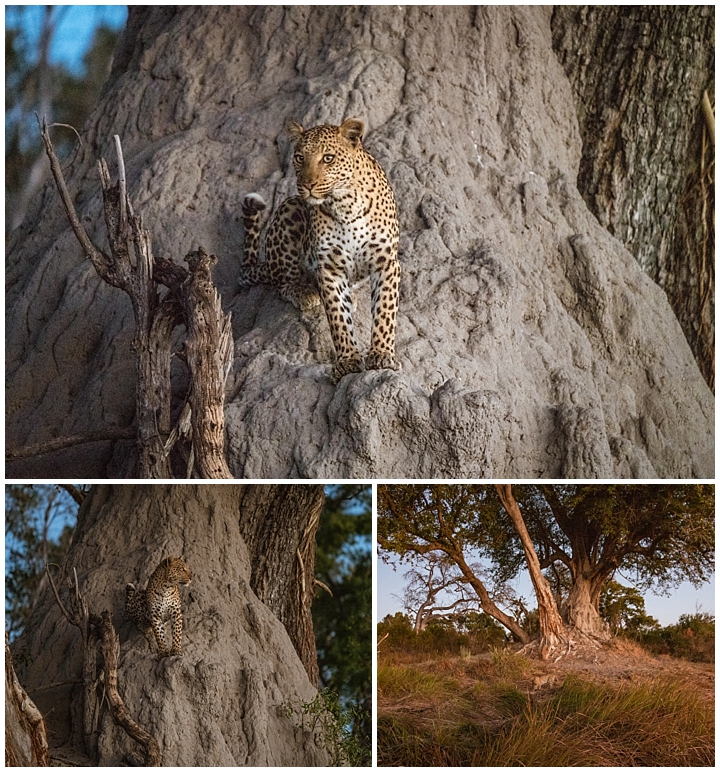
xmin=163 ymin=555 xmax=192 ymax=585
xmin=286 ymin=118 xmax=364 ymax=204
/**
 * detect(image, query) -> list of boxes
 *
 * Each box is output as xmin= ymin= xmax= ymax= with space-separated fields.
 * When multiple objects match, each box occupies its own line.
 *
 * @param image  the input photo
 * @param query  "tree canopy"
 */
xmin=379 ymin=484 xmax=714 ymax=645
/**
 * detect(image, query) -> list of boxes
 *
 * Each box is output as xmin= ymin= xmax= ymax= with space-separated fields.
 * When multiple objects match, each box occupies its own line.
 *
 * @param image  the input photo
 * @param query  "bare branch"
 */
xmin=6 ymin=426 xmax=136 ymax=461
xmin=37 ymin=115 xmax=108 ymax=268
xmin=98 ymin=612 xmax=162 ymax=766
xmin=57 ymin=484 xmax=86 ymax=506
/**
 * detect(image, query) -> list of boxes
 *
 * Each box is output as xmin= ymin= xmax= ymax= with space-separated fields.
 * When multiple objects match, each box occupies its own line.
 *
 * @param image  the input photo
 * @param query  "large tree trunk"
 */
xmin=6 ymin=6 xmax=712 ymax=479
xmin=552 ymin=6 xmax=715 ymax=390
xmin=565 ymin=572 xmax=607 ymax=639
xmin=11 ymin=484 xmax=329 ymax=766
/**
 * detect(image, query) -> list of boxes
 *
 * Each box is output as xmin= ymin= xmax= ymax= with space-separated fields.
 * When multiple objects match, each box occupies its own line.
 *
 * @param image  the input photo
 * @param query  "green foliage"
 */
xmin=377 ymin=611 xmax=505 ymax=657
xmin=600 ymin=580 xmax=659 ymax=634
xmin=636 ymin=612 xmax=714 ymax=662
xmin=517 ymin=484 xmax=715 ymax=593
xmin=280 ymin=689 xmax=370 ymax=766
xmin=5 ymin=485 xmax=79 ymax=639
xmin=313 ymin=485 xmax=371 ymax=753
xmin=6 ymin=7 xmax=123 ymax=229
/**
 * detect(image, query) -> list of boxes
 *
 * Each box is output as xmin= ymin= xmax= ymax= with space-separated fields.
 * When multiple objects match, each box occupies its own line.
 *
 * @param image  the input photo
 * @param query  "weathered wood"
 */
xmin=99 ymin=612 xmax=162 ymax=766
xmin=5 ymin=634 xmax=50 ymax=766
xmin=35 ymin=123 xmax=233 ymax=478
xmin=182 ymin=248 xmax=233 ymax=479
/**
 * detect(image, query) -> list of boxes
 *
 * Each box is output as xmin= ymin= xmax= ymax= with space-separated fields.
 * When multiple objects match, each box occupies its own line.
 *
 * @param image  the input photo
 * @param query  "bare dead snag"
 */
xmin=99 ymin=612 xmax=162 ymax=766
xmin=5 ymin=634 xmax=50 ymax=766
xmin=45 ymin=566 xmax=162 ymax=765
xmin=45 ymin=565 xmax=101 ymax=757
xmin=33 ymin=119 xmax=233 ymax=478
xmin=182 ymin=247 xmax=233 ymax=478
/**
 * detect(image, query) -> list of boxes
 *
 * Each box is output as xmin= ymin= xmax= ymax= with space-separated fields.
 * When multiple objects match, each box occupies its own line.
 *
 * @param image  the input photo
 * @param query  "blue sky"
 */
xmin=6 ymin=5 xmax=127 ymax=73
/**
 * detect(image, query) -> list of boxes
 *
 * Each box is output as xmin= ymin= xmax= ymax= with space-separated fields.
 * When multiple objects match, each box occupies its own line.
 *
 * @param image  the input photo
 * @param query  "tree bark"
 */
xmin=566 ymin=572 xmax=607 ymax=639
xmin=5 ymin=634 xmax=50 ymax=766
xmin=552 ymin=5 xmax=715 ymax=389
xmin=11 ymin=484 xmax=329 ymax=766
xmin=6 ymin=6 xmax=713 ymax=479
xmin=495 ymin=485 xmax=566 ymax=658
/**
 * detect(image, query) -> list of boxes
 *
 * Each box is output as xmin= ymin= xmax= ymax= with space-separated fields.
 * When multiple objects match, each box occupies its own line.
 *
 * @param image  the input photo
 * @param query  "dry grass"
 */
xmin=378 ymin=647 xmax=714 ymax=767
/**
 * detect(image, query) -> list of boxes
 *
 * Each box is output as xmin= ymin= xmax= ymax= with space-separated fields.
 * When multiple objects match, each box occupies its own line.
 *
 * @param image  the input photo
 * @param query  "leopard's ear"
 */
xmin=339 ymin=118 xmax=364 ymax=147
xmin=286 ymin=120 xmax=305 ymax=143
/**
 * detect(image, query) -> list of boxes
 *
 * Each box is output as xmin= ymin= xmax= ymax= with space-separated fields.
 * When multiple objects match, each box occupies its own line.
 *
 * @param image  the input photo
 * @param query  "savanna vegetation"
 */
xmin=378 ymin=484 xmax=714 ymax=766
xmin=377 ymin=612 xmax=714 ymax=766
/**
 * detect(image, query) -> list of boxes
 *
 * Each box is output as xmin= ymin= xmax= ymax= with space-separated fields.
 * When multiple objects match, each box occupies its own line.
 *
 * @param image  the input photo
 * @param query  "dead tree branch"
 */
xmin=57 ymin=484 xmax=86 ymax=506
xmin=45 ymin=565 xmax=161 ymax=765
xmin=99 ymin=612 xmax=161 ymax=766
xmin=182 ymin=247 xmax=233 ymax=478
xmin=35 ymin=119 xmax=233 ymax=478
xmin=6 ymin=426 xmax=136 ymax=461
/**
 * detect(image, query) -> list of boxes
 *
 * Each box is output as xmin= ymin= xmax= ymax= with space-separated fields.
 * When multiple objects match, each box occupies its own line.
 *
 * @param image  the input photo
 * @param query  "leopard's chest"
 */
xmin=307 ymin=189 xmax=390 ymax=278
xmin=148 ymin=586 xmax=180 ymax=620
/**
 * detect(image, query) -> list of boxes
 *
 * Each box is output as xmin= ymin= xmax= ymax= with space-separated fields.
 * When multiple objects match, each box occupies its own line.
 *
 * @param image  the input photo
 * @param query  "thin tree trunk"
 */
xmin=450 ymin=547 xmax=530 ymax=644
xmin=495 ymin=485 xmax=566 ymax=658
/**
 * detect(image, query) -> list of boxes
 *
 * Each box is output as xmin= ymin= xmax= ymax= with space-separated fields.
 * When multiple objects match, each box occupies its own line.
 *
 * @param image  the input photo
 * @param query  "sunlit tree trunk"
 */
xmin=495 ymin=485 xmax=566 ymax=658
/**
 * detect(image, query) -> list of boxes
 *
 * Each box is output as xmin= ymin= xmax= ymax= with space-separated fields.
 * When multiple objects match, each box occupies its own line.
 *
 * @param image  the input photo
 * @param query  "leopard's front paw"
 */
xmin=365 ymin=350 xmax=399 ymax=372
xmin=241 ymin=192 xmax=267 ymax=217
xmin=332 ymin=353 xmax=364 ymax=383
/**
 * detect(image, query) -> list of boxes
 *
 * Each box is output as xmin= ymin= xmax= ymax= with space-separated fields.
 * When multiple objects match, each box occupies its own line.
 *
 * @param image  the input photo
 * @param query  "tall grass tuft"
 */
xmin=378 ymin=668 xmax=714 ymax=767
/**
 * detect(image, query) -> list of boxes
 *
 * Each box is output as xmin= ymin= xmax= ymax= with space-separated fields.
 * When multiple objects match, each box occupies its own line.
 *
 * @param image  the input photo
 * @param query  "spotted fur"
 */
xmin=125 ymin=555 xmax=192 ymax=657
xmin=239 ymin=118 xmax=401 ymax=381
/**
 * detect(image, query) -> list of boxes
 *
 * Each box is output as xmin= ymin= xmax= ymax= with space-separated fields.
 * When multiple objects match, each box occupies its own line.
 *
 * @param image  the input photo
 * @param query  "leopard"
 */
xmin=125 ymin=555 xmax=192 ymax=658
xmin=239 ymin=118 xmax=401 ymax=382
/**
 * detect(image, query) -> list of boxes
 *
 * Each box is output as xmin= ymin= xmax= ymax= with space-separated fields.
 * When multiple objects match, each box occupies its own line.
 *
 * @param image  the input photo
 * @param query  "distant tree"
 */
xmin=399 ymin=553 xmax=476 ymax=633
xmin=313 ymin=484 xmax=371 ymax=757
xmin=5 ymin=484 xmax=79 ymax=639
xmin=378 ymin=485 xmax=529 ymax=643
xmin=599 ymin=581 xmax=659 ymax=635
xmin=5 ymin=7 xmax=123 ymax=231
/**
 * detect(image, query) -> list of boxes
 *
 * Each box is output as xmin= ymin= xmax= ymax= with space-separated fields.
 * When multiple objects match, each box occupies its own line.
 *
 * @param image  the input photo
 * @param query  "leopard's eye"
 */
xmin=322 ymin=153 xmax=335 ymax=164
xmin=294 ymin=153 xmax=304 ymax=164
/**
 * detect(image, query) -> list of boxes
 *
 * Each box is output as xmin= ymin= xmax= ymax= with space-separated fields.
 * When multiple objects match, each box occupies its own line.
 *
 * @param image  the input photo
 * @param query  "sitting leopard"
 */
xmin=239 ymin=118 xmax=401 ymax=382
xmin=125 ymin=555 xmax=192 ymax=658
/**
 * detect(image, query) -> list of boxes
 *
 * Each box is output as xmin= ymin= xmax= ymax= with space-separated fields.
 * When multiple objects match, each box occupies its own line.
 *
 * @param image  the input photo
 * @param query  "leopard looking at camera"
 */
xmin=239 ymin=118 xmax=401 ymax=382
xmin=125 ymin=555 xmax=192 ymax=658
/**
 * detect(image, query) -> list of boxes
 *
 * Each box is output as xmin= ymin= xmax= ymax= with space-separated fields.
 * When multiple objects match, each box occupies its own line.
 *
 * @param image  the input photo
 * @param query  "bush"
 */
xmin=633 ymin=612 xmax=714 ymax=663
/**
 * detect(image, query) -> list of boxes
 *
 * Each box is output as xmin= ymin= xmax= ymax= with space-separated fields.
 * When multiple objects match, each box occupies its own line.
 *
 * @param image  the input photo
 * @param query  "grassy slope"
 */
xmin=377 ymin=644 xmax=714 ymax=766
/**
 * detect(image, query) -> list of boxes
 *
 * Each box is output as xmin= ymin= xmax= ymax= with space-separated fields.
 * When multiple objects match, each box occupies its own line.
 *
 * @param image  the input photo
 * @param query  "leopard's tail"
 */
xmin=239 ymin=193 xmax=270 ymax=286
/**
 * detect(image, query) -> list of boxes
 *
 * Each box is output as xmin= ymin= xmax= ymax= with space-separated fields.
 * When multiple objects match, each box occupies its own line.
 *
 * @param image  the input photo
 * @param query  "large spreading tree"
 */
xmin=379 ymin=484 xmax=714 ymax=658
